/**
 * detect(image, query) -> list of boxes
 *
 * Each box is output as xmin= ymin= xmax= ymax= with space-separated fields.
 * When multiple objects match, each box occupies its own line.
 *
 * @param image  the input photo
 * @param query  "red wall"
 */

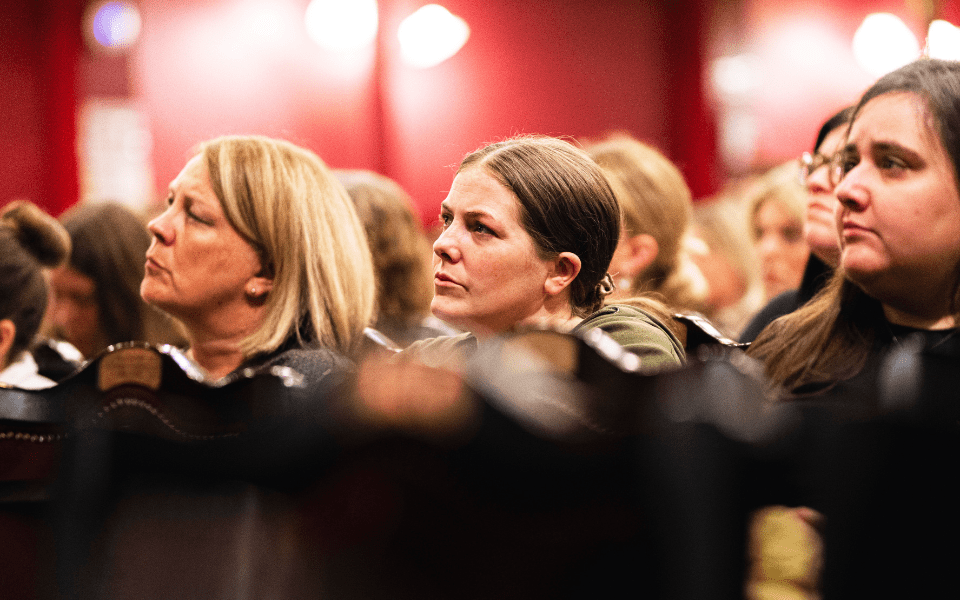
xmin=0 ymin=0 xmax=80 ymax=217
xmin=129 ymin=0 xmax=710 ymax=225
xmin=4 ymin=0 xmax=959 ymax=220
xmin=378 ymin=0 xmax=702 ymax=222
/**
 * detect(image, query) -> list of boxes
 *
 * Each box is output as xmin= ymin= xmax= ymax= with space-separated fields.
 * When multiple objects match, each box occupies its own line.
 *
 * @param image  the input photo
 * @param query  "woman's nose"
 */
xmin=834 ymin=166 xmax=868 ymax=211
xmin=805 ymin=164 xmax=833 ymax=195
xmin=433 ymin=226 xmax=461 ymax=263
xmin=757 ymin=234 xmax=781 ymax=258
xmin=147 ymin=210 xmax=174 ymax=245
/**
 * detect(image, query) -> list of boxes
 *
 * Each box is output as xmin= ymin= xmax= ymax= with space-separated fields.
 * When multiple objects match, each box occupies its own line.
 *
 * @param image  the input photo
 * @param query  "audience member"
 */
xmin=748 ymin=161 xmax=810 ymax=303
xmin=689 ymin=192 xmax=765 ymax=338
xmin=740 ymin=107 xmax=854 ymax=342
xmin=748 ymin=58 xmax=960 ymax=396
xmin=141 ymin=135 xmax=375 ymax=380
xmin=747 ymin=58 xmax=960 ymax=599
xmin=585 ymin=134 xmax=706 ymax=312
xmin=335 ymin=169 xmax=457 ymax=347
xmin=402 ymin=135 xmax=684 ymax=371
xmin=47 ymin=201 xmax=185 ymax=359
xmin=0 ymin=201 xmax=71 ymax=389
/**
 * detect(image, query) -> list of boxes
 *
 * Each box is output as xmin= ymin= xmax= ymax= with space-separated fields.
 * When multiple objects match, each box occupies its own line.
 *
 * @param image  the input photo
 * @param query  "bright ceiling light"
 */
xmin=305 ymin=0 xmax=378 ymax=51
xmin=85 ymin=1 xmax=142 ymax=51
xmin=928 ymin=19 xmax=960 ymax=60
xmin=852 ymin=13 xmax=920 ymax=77
xmin=398 ymin=4 xmax=470 ymax=69
xmin=711 ymin=54 xmax=759 ymax=97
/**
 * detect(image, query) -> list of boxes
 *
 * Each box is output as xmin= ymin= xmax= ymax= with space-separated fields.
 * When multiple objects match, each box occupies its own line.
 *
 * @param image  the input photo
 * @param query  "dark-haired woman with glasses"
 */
xmin=748 ymin=59 xmax=960 ymax=396
xmin=747 ymin=59 xmax=960 ymax=598
xmin=739 ymin=106 xmax=853 ymax=342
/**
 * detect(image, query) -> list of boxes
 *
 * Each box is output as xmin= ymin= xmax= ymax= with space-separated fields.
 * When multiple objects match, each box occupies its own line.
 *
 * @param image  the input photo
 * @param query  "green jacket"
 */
xmin=402 ymin=304 xmax=685 ymax=372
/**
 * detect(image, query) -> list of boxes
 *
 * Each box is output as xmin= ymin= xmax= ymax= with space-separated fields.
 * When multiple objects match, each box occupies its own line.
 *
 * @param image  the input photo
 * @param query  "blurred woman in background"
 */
xmin=740 ymin=107 xmax=854 ymax=342
xmin=335 ymin=169 xmax=457 ymax=347
xmin=47 ymin=201 xmax=185 ymax=359
xmin=748 ymin=161 xmax=810 ymax=303
xmin=0 ymin=201 xmax=71 ymax=388
xmin=585 ymin=134 xmax=706 ymax=313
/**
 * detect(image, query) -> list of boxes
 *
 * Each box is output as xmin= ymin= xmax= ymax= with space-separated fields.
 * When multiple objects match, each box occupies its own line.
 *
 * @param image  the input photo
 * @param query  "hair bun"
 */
xmin=1 ymin=200 xmax=71 ymax=268
xmin=596 ymin=272 xmax=615 ymax=298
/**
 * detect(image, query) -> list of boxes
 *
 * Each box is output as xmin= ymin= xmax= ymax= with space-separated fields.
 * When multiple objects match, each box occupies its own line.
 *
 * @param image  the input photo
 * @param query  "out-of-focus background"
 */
xmin=3 ymin=0 xmax=959 ymax=225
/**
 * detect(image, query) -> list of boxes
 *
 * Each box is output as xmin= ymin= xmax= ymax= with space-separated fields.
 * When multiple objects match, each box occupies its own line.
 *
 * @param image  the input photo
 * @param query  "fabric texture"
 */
xmin=402 ymin=303 xmax=685 ymax=371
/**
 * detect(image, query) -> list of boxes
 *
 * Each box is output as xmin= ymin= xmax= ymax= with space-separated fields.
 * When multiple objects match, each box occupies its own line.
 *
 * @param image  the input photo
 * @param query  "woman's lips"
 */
xmin=435 ymin=272 xmax=463 ymax=288
xmin=145 ymin=256 xmax=165 ymax=275
xmin=840 ymin=221 xmax=873 ymax=239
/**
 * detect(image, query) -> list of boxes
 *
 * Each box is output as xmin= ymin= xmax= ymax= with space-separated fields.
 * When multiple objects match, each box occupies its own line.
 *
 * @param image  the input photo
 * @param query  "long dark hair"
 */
xmin=748 ymin=59 xmax=960 ymax=393
xmin=62 ymin=202 xmax=183 ymax=351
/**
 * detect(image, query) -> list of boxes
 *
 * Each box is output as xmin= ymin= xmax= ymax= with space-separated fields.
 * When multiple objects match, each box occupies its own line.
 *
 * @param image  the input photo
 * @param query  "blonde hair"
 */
xmin=747 ymin=161 xmax=807 ymax=240
xmin=585 ymin=135 xmax=699 ymax=310
xmin=199 ymin=135 xmax=376 ymax=356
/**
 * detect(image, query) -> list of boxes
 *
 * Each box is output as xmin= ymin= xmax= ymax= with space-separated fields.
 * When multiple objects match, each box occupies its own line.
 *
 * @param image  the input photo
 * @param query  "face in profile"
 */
xmin=48 ymin=266 xmax=103 ymax=358
xmin=431 ymin=167 xmax=555 ymax=336
xmin=804 ymin=126 xmax=846 ymax=264
xmin=141 ymin=154 xmax=268 ymax=324
xmin=753 ymin=199 xmax=809 ymax=300
xmin=834 ymin=91 xmax=960 ymax=317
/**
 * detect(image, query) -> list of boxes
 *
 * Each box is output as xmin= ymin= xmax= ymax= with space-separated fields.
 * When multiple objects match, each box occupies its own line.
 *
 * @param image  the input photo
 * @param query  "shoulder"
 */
xmin=575 ymin=304 xmax=685 ymax=370
xmin=398 ymin=332 xmax=478 ymax=370
xmin=0 ymin=352 xmax=57 ymax=390
xmin=252 ymin=344 xmax=355 ymax=384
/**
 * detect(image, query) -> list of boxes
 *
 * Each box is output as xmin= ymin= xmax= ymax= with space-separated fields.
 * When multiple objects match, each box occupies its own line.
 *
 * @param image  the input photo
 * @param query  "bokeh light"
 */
xmin=927 ymin=20 xmax=960 ymax=61
xmin=305 ymin=0 xmax=378 ymax=51
xmin=87 ymin=1 xmax=142 ymax=50
xmin=398 ymin=4 xmax=470 ymax=69
xmin=852 ymin=13 xmax=920 ymax=77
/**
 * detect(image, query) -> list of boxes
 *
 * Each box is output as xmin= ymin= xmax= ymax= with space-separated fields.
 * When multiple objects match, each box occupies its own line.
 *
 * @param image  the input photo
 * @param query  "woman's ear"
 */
xmin=544 ymin=252 xmax=582 ymax=296
xmin=245 ymin=273 xmax=275 ymax=301
xmin=0 ymin=319 xmax=17 ymax=368
xmin=618 ymin=233 xmax=659 ymax=281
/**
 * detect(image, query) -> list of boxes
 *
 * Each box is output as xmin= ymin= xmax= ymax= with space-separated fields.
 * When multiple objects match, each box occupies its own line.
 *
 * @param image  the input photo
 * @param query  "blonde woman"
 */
xmin=142 ymin=135 xmax=376 ymax=380
xmin=747 ymin=162 xmax=810 ymax=302
xmin=586 ymin=135 xmax=705 ymax=312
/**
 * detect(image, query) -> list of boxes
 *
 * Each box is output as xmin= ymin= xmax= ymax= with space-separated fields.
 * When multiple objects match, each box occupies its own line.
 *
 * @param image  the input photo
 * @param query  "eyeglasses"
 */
xmin=798 ymin=151 xmax=831 ymax=186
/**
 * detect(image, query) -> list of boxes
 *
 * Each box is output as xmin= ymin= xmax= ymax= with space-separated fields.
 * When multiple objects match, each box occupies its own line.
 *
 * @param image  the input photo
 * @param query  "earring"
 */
xmin=248 ymin=286 xmax=259 ymax=298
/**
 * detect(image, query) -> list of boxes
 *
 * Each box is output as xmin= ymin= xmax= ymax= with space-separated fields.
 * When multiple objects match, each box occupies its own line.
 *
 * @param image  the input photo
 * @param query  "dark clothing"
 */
xmin=787 ymin=322 xmax=960 ymax=598
xmin=740 ymin=255 xmax=832 ymax=343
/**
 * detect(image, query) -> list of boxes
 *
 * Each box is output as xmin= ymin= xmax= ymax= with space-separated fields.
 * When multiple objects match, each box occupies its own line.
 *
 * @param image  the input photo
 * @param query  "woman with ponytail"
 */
xmin=404 ymin=136 xmax=684 ymax=370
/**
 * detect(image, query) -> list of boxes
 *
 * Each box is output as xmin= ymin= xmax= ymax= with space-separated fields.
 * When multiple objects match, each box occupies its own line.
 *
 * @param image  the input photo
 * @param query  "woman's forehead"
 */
xmin=446 ymin=169 xmax=520 ymax=219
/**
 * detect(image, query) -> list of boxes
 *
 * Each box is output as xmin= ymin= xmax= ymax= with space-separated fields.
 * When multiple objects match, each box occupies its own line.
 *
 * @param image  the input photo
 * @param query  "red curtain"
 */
xmin=664 ymin=0 xmax=720 ymax=200
xmin=38 ymin=0 xmax=82 ymax=217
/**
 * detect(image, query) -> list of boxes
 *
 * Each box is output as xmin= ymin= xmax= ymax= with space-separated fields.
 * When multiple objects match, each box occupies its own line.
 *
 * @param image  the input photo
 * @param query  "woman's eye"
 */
xmin=472 ymin=222 xmax=492 ymax=235
xmin=841 ymin=156 xmax=858 ymax=176
xmin=439 ymin=213 xmax=452 ymax=228
xmin=879 ymin=155 xmax=907 ymax=172
xmin=782 ymin=226 xmax=803 ymax=244
xmin=184 ymin=203 xmax=212 ymax=225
